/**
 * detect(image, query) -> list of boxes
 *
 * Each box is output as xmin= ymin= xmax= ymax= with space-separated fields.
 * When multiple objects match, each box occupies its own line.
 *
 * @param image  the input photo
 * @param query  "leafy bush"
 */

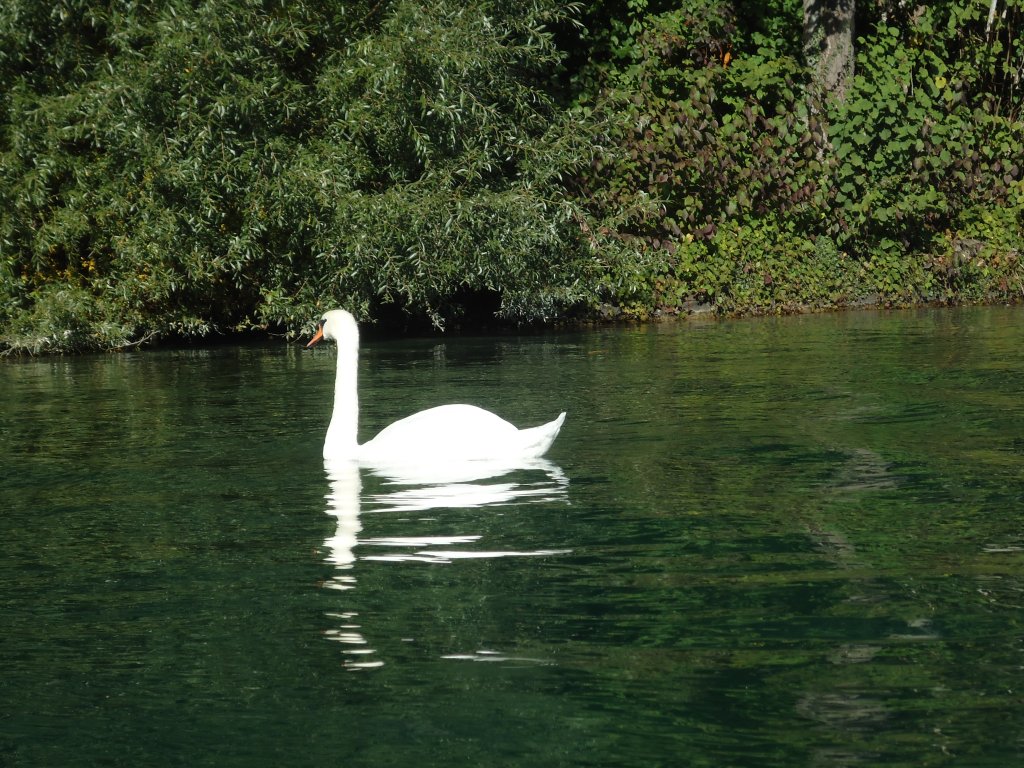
xmin=0 ymin=0 xmax=614 ymax=352
xmin=1 ymin=0 xmax=1021 ymax=353
xmin=256 ymin=0 xmax=608 ymax=329
xmin=574 ymin=0 xmax=1022 ymax=316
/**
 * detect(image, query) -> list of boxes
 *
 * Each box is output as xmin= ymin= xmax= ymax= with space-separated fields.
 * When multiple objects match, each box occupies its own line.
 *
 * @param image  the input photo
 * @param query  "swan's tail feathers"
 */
xmin=519 ymin=411 xmax=566 ymax=458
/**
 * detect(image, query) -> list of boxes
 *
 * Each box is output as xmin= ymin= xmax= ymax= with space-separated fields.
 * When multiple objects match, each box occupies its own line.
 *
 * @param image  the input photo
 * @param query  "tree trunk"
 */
xmin=803 ymin=0 xmax=855 ymax=100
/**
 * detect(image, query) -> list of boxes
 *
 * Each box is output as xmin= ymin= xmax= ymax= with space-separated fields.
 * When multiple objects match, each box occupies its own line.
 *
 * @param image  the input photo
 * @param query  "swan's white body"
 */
xmin=307 ymin=309 xmax=565 ymax=465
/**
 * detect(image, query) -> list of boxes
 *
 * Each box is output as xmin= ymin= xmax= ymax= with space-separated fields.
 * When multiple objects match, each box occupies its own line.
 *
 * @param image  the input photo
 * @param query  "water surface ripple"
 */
xmin=2 ymin=307 xmax=1023 ymax=767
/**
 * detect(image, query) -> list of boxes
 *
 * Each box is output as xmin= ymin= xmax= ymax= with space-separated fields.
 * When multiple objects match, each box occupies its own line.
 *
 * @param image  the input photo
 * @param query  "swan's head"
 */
xmin=306 ymin=309 xmax=359 ymax=348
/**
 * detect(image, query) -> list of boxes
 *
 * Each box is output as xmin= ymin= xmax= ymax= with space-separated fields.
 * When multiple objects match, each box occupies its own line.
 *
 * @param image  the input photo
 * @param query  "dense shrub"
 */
xmin=1 ymin=0 xmax=341 ymax=350
xmin=575 ymin=0 xmax=1023 ymax=316
xmin=0 ymin=0 xmax=617 ymax=352
xmin=255 ymin=0 xmax=617 ymax=330
xmin=1 ymin=0 xmax=1021 ymax=352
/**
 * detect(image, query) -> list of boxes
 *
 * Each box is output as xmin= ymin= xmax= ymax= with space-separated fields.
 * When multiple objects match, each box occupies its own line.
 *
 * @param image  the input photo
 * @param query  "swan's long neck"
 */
xmin=325 ymin=332 xmax=360 ymax=459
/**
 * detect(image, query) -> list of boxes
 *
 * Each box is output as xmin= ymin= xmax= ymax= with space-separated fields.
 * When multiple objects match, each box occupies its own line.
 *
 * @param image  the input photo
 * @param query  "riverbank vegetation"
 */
xmin=2 ymin=0 xmax=1022 ymax=352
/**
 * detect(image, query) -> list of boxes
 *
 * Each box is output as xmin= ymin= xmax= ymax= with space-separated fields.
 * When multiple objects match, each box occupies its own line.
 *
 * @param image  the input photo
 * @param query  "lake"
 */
xmin=3 ymin=306 xmax=1023 ymax=767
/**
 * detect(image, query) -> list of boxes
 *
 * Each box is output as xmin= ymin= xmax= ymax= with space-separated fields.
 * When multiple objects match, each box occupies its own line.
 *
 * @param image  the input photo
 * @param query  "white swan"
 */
xmin=306 ymin=309 xmax=566 ymax=465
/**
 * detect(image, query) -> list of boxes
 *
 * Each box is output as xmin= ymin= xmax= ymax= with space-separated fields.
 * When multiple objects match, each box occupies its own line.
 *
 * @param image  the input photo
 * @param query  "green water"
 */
xmin=2 ymin=307 xmax=1023 ymax=767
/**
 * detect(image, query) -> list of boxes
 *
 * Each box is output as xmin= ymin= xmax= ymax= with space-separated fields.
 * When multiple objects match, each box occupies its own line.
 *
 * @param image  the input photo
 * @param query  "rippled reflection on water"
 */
xmin=4 ymin=307 xmax=1024 ymax=767
xmin=320 ymin=458 xmax=570 ymax=669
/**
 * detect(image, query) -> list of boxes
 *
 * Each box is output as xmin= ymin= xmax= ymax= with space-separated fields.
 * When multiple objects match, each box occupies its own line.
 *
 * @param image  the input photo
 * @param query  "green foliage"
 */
xmin=258 ymin=0 xmax=608 ymax=329
xmin=575 ymin=0 xmax=1023 ymax=317
xmin=576 ymin=0 xmax=836 ymax=312
xmin=1 ymin=0 xmax=345 ymax=351
xmin=0 ymin=0 xmax=613 ymax=352
xmin=2 ymin=284 xmax=142 ymax=353
xmin=933 ymin=183 xmax=1024 ymax=302
xmin=826 ymin=5 xmax=1024 ymax=300
xmin=1 ymin=0 xmax=1022 ymax=352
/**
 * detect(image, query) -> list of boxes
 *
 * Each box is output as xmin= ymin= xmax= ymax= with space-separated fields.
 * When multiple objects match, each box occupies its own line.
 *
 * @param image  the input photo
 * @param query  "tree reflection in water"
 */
xmin=320 ymin=458 xmax=569 ymax=669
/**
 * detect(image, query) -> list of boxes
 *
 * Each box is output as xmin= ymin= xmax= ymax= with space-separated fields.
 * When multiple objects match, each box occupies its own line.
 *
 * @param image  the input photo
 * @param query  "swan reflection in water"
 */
xmin=320 ymin=457 xmax=570 ymax=670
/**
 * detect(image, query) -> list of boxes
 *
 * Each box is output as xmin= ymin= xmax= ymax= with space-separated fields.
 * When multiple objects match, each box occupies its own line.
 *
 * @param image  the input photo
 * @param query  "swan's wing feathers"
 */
xmin=361 ymin=404 xmax=513 ymax=460
xmin=360 ymin=405 xmax=564 ymax=461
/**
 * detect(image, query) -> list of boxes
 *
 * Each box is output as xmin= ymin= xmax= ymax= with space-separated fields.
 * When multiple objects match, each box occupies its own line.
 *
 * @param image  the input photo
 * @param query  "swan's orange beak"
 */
xmin=306 ymin=325 xmax=324 ymax=348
